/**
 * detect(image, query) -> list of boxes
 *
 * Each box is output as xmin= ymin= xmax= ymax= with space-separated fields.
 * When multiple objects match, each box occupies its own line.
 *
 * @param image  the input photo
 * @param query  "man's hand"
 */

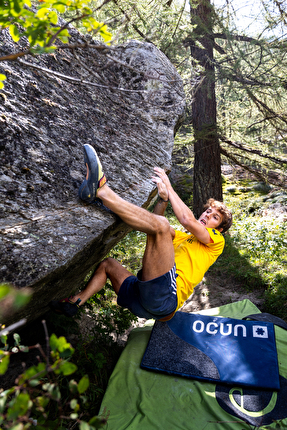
xmin=151 ymin=175 xmax=169 ymax=201
xmin=153 ymin=167 xmax=212 ymax=244
xmin=153 ymin=167 xmax=172 ymax=191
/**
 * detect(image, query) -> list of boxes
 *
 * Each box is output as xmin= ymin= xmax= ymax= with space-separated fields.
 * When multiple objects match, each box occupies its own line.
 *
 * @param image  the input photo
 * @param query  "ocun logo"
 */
xmin=192 ymin=320 xmax=268 ymax=338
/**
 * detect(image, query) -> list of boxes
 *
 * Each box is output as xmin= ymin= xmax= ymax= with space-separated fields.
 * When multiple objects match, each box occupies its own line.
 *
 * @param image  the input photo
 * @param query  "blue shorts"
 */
xmin=117 ymin=265 xmax=178 ymax=319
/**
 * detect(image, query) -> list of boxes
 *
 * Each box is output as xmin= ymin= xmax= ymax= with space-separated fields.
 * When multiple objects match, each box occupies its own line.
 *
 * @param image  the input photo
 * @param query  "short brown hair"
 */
xmin=204 ymin=198 xmax=233 ymax=233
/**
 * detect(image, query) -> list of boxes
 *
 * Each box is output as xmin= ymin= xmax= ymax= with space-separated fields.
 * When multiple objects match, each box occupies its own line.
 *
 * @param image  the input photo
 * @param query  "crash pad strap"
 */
xmin=243 ymin=313 xmax=287 ymax=331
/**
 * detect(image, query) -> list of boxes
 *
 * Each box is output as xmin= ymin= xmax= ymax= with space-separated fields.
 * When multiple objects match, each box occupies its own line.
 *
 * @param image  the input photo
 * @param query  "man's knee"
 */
xmin=100 ymin=257 xmax=127 ymax=277
xmin=99 ymin=257 xmax=116 ymax=270
xmin=154 ymin=215 xmax=170 ymax=235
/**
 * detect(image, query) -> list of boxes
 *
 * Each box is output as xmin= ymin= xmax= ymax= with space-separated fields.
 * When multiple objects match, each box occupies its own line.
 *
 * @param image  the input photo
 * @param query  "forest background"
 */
xmin=0 ymin=0 xmax=287 ymax=429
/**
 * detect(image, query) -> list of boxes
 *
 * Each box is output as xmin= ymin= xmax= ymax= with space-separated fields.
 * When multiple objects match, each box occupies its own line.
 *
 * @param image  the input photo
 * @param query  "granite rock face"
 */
xmin=0 ymin=28 xmax=185 ymax=324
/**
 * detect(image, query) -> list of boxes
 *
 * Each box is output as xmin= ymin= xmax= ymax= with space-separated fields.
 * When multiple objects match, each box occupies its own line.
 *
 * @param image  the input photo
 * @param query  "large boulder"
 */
xmin=0 ymin=28 xmax=185 ymax=325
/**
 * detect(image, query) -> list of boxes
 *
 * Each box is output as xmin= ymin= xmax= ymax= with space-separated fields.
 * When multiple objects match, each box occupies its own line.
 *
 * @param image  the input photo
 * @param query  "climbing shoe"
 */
xmin=49 ymin=297 xmax=81 ymax=318
xmin=78 ymin=144 xmax=106 ymax=203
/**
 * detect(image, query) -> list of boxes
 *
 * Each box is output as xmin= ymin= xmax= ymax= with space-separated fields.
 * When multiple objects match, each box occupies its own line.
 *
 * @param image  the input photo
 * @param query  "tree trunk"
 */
xmin=189 ymin=0 xmax=222 ymax=218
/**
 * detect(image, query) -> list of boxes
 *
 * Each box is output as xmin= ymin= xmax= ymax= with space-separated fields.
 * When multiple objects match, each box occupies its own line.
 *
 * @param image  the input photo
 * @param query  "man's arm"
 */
xmin=153 ymin=176 xmax=175 ymax=239
xmin=153 ymin=167 xmax=212 ymax=244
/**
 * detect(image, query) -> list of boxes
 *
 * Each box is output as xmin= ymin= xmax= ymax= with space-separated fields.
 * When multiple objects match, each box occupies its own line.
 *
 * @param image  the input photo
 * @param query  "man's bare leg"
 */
xmin=70 ymin=258 xmax=133 ymax=306
xmin=97 ymin=184 xmax=175 ymax=280
xmin=97 ymin=184 xmax=164 ymax=235
xmin=69 ymin=185 xmax=174 ymax=307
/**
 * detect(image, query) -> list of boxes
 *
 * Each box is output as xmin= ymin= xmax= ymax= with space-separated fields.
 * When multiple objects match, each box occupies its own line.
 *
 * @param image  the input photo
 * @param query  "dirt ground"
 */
xmin=181 ymin=271 xmax=265 ymax=313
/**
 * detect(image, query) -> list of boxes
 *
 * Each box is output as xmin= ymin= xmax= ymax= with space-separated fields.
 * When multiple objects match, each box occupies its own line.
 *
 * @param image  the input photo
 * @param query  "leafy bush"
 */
xmin=221 ymin=186 xmax=287 ymax=320
xmin=0 ymin=321 xmax=106 ymax=430
xmin=0 ymin=285 xmax=107 ymax=429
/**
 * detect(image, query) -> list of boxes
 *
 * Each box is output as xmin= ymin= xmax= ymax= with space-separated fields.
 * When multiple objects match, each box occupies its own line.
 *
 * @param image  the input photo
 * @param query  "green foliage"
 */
xmin=0 ymin=284 xmax=10 ymax=301
xmin=0 ymin=0 xmax=112 ymax=87
xmin=109 ymin=229 xmax=146 ymax=274
xmin=0 ymin=0 xmax=112 ymax=48
xmin=0 ymin=353 xmax=10 ymax=375
xmin=0 ymin=324 xmax=106 ymax=430
xmin=215 ymin=184 xmax=287 ymax=320
xmin=0 ymin=73 xmax=6 ymax=89
xmin=231 ymin=217 xmax=286 ymax=260
xmin=86 ymin=285 xmax=138 ymax=342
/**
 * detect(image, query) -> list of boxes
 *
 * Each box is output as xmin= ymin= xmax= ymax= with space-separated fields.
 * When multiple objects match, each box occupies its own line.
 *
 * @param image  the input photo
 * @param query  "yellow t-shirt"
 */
xmin=173 ymin=228 xmax=225 ymax=311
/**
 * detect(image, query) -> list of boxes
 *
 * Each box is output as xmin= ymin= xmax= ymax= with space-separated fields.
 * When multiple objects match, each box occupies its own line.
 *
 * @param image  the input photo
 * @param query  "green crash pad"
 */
xmin=99 ymin=300 xmax=287 ymax=429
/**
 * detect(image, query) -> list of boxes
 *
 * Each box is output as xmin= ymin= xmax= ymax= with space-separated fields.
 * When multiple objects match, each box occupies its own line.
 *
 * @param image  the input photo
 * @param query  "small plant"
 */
xmin=0 ymin=321 xmax=106 ymax=430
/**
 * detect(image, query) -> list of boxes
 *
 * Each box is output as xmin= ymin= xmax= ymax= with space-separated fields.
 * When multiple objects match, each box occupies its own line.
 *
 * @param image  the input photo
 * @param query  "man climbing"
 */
xmin=50 ymin=144 xmax=232 ymax=321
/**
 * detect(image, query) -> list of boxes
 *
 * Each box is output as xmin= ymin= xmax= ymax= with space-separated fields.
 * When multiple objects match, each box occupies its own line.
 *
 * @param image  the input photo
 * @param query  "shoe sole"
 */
xmin=78 ymin=144 xmax=100 ymax=203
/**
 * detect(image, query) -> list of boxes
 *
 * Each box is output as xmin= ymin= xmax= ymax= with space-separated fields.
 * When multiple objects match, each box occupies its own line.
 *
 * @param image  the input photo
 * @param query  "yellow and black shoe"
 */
xmin=78 ymin=144 xmax=106 ymax=203
xmin=49 ymin=297 xmax=81 ymax=317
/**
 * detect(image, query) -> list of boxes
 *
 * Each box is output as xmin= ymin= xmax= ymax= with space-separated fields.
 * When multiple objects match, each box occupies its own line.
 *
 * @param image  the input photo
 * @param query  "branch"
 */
xmin=0 ymin=318 xmax=27 ymax=336
xmin=246 ymin=115 xmax=285 ymax=129
xmin=248 ymin=44 xmax=264 ymax=78
xmin=220 ymin=147 xmax=267 ymax=182
xmin=213 ymin=32 xmax=264 ymax=45
xmin=0 ymin=50 xmax=31 ymax=62
xmin=246 ymin=88 xmax=287 ymax=125
xmin=213 ymin=41 xmax=226 ymax=55
xmin=219 ymin=135 xmax=287 ymax=166
xmin=64 ymin=43 xmax=166 ymax=81
xmin=17 ymin=58 xmax=146 ymax=93
xmin=226 ymin=73 xmax=271 ymax=87
xmin=215 ymin=60 xmax=272 ymax=87
xmin=213 ymin=31 xmax=287 ymax=50
xmin=71 ymin=48 xmax=109 ymax=85
xmin=112 ymin=0 xmax=154 ymax=44
xmin=273 ymin=0 xmax=287 ymax=25
xmin=42 ymin=320 xmax=50 ymax=369
xmin=220 ymin=147 xmax=287 ymax=188
xmin=2 ymin=42 xmax=175 ymax=89
xmin=186 ymin=32 xmax=263 ymax=56
xmin=186 ymin=37 xmax=272 ymax=87
xmin=0 ymin=42 xmax=109 ymax=62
